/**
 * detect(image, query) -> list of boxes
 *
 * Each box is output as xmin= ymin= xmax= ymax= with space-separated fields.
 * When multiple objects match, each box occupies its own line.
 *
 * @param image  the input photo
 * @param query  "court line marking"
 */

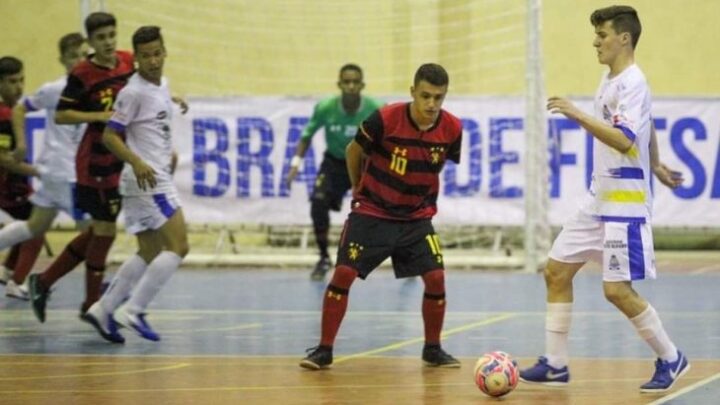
xmin=0 ymin=322 xmax=263 ymax=337
xmin=646 ymin=370 xmax=720 ymax=405
xmin=334 ymin=313 xmax=517 ymax=364
xmin=0 ymin=362 xmax=190 ymax=381
xmin=691 ymin=264 xmax=720 ymax=274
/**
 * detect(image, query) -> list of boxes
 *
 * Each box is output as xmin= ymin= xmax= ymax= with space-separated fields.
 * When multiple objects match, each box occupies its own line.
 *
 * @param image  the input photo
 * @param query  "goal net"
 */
xmin=78 ymin=0 xmax=549 ymax=270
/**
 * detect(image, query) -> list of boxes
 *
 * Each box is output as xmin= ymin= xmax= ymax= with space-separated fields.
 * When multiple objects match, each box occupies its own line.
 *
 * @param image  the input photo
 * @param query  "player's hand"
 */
xmin=285 ymin=165 xmax=299 ymax=187
xmin=99 ymin=111 xmax=114 ymax=123
xmin=11 ymin=145 xmax=26 ymax=162
xmin=172 ymin=96 xmax=189 ymax=114
xmin=547 ymin=97 xmax=582 ymax=120
xmin=653 ymin=163 xmax=683 ymax=189
xmin=132 ymin=160 xmax=157 ymax=191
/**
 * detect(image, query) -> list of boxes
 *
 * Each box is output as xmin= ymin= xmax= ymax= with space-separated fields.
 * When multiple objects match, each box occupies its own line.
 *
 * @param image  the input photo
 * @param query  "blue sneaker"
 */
xmin=640 ymin=351 xmax=690 ymax=392
xmin=116 ymin=307 xmax=161 ymax=342
xmin=519 ymin=356 xmax=570 ymax=386
xmin=81 ymin=303 xmax=125 ymax=344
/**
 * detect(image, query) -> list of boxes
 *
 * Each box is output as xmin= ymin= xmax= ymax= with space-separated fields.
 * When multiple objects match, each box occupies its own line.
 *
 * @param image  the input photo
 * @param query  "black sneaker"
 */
xmin=310 ymin=257 xmax=332 ymax=281
xmin=28 ymin=274 xmax=51 ymax=323
xmin=422 ymin=344 xmax=461 ymax=368
xmin=299 ymin=345 xmax=333 ymax=370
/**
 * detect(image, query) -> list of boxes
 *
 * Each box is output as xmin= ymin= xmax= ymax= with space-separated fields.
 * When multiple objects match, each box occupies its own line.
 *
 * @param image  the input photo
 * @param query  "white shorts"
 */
xmin=123 ymin=193 xmax=182 ymax=235
xmin=549 ymin=209 xmax=656 ymax=282
xmin=29 ymin=178 xmax=86 ymax=221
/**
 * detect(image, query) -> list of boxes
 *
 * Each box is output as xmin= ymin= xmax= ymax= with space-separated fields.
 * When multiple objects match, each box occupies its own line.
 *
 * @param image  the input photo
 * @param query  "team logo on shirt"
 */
xmin=429 ymin=146 xmax=445 ymax=164
xmin=602 ymin=105 xmax=612 ymax=122
xmin=608 ymin=254 xmax=620 ymax=271
xmin=347 ymin=242 xmax=364 ymax=261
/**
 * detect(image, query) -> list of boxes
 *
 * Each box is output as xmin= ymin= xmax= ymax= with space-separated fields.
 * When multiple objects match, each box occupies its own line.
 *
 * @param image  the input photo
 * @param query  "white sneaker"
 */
xmin=0 ymin=266 xmax=13 ymax=285
xmin=115 ymin=305 xmax=161 ymax=341
xmin=80 ymin=302 xmax=125 ymax=344
xmin=5 ymin=279 xmax=29 ymax=301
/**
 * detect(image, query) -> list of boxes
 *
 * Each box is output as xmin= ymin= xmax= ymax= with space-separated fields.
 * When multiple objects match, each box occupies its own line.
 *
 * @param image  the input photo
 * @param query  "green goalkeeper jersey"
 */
xmin=301 ymin=95 xmax=384 ymax=160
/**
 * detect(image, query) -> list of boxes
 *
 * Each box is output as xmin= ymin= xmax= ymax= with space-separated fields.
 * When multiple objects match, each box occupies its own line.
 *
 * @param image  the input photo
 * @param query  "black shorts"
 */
xmin=76 ymin=184 xmax=122 ymax=222
xmin=336 ymin=212 xmax=445 ymax=279
xmin=311 ymin=153 xmax=352 ymax=211
xmin=1 ymin=201 xmax=33 ymax=220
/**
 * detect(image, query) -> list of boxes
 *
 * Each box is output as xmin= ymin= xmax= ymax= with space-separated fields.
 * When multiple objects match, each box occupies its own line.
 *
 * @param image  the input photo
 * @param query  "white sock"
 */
xmin=0 ymin=222 xmax=33 ymax=251
xmin=545 ymin=302 xmax=572 ymax=368
xmin=125 ymin=251 xmax=182 ymax=314
xmin=100 ymin=254 xmax=148 ymax=313
xmin=630 ymin=304 xmax=678 ymax=362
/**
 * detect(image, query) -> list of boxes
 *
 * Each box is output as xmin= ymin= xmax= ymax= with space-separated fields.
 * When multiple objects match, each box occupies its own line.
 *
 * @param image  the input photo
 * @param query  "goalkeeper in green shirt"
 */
xmin=287 ymin=64 xmax=383 ymax=280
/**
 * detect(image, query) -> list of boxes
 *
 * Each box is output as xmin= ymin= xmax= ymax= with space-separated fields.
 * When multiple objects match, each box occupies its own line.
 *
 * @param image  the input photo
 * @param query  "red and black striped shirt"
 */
xmin=0 ymin=102 xmax=32 ymax=208
xmin=353 ymin=102 xmax=462 ymax=220
xmin=57 ymin=50 xmax=134 ymax=189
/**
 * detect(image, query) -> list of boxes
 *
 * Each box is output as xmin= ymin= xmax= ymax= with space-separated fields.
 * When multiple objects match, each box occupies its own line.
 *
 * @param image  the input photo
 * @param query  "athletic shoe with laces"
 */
xmin=422 ymin=344 xmax=461 ymax=368
xmin=80 ymin=303 xmax=125 ymax=344
xmin=0 ymin=266 xmax=12 ymax=285
xmin=310 ymin=257 xmax=332 ymax=281
xmin=115 ymin=306 xmax=161 ymax=341
xmin=28 ymin=274 xmax=51 ymax=323
xmin=5 ymin=279 xmax=29 ymax=301
xmin=519 ymin=356 xmax=570 ymax=386
xmin=299 ymin=345 xmax=333 ymax=370
xmin=640 ymin=350 xmax=690 ymax=392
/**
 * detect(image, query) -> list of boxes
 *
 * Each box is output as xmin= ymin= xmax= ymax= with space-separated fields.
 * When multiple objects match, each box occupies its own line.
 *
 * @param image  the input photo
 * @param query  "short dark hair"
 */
xmin=413 ymin=63 xmax=449 ymax=87
xmin=85 ymin=12 xmax=116 ymax=37
xmin=58 ymin=33 xmax=86 ymax=56
xmin=0 ymin=56 xmax=23 ymax=79
xmin=339 ymin=63 xmax=363 ymax=79
xmin=590 ymin=5 xmax=641 ymax=49
xmin=132 ymin=26 xmax=164 ymax=52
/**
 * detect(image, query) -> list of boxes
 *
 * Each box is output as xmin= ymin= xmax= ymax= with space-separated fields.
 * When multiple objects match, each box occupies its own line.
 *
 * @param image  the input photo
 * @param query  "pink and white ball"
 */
xmin=473 ymin=351 xmax=520 ymax=397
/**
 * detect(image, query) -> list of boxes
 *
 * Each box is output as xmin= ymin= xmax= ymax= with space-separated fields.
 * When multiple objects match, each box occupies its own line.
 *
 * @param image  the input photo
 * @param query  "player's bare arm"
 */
xmin=0 ymin=152 xmax=39 ymax=177
xmin=102 ymin=126 xmax=156 ymax=190
xmin=55 ymin=108 xmax=113 ymax=125
xmin=345 ymin=139 xmax=364 ymax=192
xmin=10 ymin=102 xmax=28 ymax=161
xmin=547 ymin=96 xmax=633 ymax=153
xmin=286 ymin=138 xmax=310 ymax=185
xmin=649 ymin=121 xmax=683 ymax=188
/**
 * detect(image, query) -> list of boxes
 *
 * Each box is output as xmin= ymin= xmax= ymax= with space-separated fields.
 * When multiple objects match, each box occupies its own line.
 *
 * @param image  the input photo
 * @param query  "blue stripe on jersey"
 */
xmin=614 ymin=125 xmax=637 ymax=142
xmin=23 ymin=98 xmax=38 ymax=112
xmin=608 ymin=167 xmax=645 ymax=179
xmin=153 ymin=194 xmax=176 ymax=219
xmin=106 ymin=120 xmax=126 ymax=133
xmin=627 ymin=222 xmax=645 ymax=280
xmin=595 ymin=215 xmax=646 ymax=224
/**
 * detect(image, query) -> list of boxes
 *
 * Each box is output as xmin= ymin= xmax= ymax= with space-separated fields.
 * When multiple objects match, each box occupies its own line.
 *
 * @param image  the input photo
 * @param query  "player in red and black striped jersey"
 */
xmin=0 ymin=56 xmax=45 ymax=300
xmin=301 ymin=63 xmax=463 ymax=370
xmin=28 ymin=12 xmax=134 ymax=322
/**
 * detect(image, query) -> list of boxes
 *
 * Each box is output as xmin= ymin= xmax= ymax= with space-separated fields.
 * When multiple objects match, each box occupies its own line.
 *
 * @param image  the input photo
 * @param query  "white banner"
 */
xmin=24 ymin=96 xmax=720 ymax=227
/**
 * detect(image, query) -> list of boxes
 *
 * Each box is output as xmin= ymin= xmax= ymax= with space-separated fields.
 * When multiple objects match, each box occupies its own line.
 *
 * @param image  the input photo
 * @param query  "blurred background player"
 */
xmin=84 ymin=26 xmax=189 ymax=343
xmin=0 ymin=56 xmax=45 ymax=300
xmin=519 ymin=5 xmax=689 ymax=393
xmin=300 ymin=63 xmax=462 ymax=370
xmin=28 ymin=12 xmax=134 ymax=322
xmin=286 ymin=64 xmax=383 ymax=280
xmin=0 ymin=34 xmax=89 ymax=300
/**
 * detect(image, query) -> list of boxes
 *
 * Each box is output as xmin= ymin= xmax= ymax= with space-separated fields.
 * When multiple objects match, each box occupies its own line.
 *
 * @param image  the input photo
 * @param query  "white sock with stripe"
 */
xmin=630 ymin=304 xmax=678 ymax=362
xmin=545 ymin=302 xmax=572 ymax=368
xmin=100 ymin=254 xmax=148 ymax=313
xmin=125 ymin=251 xmax=182 ymax=314
xmin=0 ymin=221 xmax=33 ymax=251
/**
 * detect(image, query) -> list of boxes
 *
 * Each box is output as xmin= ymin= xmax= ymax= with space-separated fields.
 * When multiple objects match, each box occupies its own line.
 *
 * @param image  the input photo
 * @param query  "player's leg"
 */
xmin=309 ymin=162 xmax=332 ymax=280
xmin=393 ymin=220 xmax=459 ymax=368
xmin=3 ymin=204 xmax=48 ymax=300
xmin=116 ymin=195 xmax=187 ymax=341
xmin=300 ymin=213 xmax=390 ymax=370
xmin=520 ymin=210 xmax=601 ymax=385
xmin=601 ymin=222 xmax=689 ymax=392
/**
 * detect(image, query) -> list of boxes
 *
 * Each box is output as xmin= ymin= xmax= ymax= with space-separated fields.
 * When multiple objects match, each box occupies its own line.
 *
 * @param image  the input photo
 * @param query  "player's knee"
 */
xmin=543 ymin=265 xmax=572 ymax=289
xmin=421 ymin=269 xmax=445 ymax=294
xmin=329 ymin=265 xmax=357 ymax=289
xmin=602 ymin=282 xmax=633 ymax=305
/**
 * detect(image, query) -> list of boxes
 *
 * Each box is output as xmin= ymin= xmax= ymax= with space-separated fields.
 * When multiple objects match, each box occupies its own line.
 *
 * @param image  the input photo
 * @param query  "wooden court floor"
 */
xmin=1 ymin=251 xmax=719 ymax=404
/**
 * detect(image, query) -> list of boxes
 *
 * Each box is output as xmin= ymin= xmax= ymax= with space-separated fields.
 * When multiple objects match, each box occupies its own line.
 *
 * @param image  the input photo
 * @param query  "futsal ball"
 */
xmin=473 ymin=351 xmax=519 ymax=397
